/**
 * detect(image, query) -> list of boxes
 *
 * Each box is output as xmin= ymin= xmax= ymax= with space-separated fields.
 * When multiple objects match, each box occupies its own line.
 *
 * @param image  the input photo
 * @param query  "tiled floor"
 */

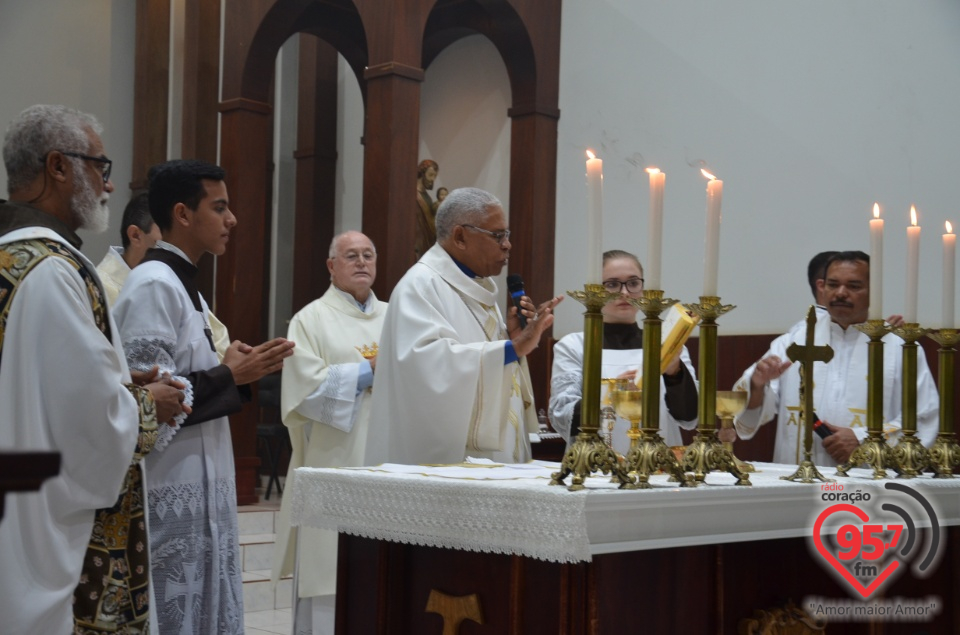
xmin=240 ymin=479 xmax=293 ymax=635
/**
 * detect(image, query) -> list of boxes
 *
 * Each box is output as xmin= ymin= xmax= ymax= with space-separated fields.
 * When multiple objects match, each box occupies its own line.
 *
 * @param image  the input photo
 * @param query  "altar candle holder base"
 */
xmin=836 ymin=431 xmax=894 ymax=480
xmin=929 ymin=433 xmax=960 ymax=478
xmin=892 ymin=433 xmax=930 ymax=478
xmin=683 ymin=431 xmax=752 ymax=486
xmin=682 ymin=296 xmax=750 ymax=486
xmin=625 ymin=430 xmax=694 ymax=489
xmin=836 ymin=320 xmax=895 ymax=480
xmin=550 ymin=284 xmax=633 ymax=491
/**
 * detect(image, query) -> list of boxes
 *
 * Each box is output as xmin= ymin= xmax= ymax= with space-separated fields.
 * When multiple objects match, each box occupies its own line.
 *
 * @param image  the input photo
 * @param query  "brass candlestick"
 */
xmin=550 ymin=284 xmax=633 ymax=490
xmin=681 ymin=296 xmax=751 ymax=486
xmin=620 ymin=289 xmax=692 ymax=488
xmin=836 ymin=320 xmax=894 ymax=479
xmin=927 ymin=328 xmax=960 ymax=478
xmin=716 ymin=390 xmax=755 ymax=473
xmin=890 ymin=323 xmax=931 ymax=477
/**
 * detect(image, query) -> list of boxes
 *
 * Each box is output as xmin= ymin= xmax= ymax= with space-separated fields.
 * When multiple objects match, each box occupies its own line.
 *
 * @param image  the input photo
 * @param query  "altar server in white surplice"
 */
xmin=0 ymin=105 xmax=187 ymax=635
xmin=733 ymin=251 xmax=938 ymax=466
xmin=113 ymin=160 xmax=295 ymax=635
xmin=365 ymin=187 xmax=562 ymax=466
xmin=550 ymin=250 xmax=699 ymax=454
xmin=271 ymin=230 xmax=387 ymax=635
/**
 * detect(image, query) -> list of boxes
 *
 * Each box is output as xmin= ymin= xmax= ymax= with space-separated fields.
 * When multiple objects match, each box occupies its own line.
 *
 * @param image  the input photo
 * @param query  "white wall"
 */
xmin=552 ymin=0 xmax=960 ymax=335
xmin=0 ymin=0 xmax=137 ymax=266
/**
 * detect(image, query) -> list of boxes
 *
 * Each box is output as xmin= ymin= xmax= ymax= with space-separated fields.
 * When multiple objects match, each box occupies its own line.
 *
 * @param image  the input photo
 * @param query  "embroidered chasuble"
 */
xmin=550 ymin=322 xmax=699 ymax=454
xmin=271 ymin=285 xmax=387 ymax=604
xmin=365 ymin=243 xmax=538 ymax=466
xmin=0 ymin=212 xmax=153 ymax=635
xmin=734 ymin=310 xmax=939 ymax=466
xmin=113 ymin=242 xmax=245 ymax=635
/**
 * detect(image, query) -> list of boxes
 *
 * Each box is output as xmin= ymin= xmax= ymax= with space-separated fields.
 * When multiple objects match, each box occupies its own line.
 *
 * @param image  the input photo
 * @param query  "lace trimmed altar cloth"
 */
xmin=289 ymin=461 xmax=960 ymax=564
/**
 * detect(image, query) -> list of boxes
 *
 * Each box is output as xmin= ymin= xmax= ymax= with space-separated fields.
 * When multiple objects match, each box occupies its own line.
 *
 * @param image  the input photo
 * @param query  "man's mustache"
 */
xmin=830 ymin=301 xmax=854 ymax=308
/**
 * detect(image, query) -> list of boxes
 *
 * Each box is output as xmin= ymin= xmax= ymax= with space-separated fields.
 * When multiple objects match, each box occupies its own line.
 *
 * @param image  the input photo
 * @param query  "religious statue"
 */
xmin=415 ymin=159 xmax=439 ymax=258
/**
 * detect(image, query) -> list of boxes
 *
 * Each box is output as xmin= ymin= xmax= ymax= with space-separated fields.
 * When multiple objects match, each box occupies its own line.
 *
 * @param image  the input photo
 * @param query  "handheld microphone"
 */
xmin=812 ymin=414 xmax=833 ymax=439
xmin=507 ymin=274 xmax=527 ymax=329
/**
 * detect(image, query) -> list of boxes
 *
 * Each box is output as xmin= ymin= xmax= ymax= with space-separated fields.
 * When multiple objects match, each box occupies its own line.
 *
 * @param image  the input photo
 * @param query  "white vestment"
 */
xmin=733 ymin=311 xmax=939 ymax=465
xmin=97 ymin=245 xmax=230 ymax=361
xmin=113 ymin=243 xmax=244 ymax=635
xmin=365 ymin=244 xmax=539 ymax=465
xmin=549 ymin=332 xmax=699 ymax=453
xmin=0 ymin=227 xmax=141 ymax=635
xmin=96 ymin=244 xmax=129 ymax=307
xmin=272 ymin=285 xmax=387 ymax=600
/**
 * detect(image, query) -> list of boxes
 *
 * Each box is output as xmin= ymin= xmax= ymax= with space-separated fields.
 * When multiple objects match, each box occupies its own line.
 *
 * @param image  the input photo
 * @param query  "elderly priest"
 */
xmin=365 ymin=187 xmax=561 ymax=465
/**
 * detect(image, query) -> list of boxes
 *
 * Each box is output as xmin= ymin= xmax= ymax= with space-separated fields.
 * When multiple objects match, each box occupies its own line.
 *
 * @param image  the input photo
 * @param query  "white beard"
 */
xmin=72 ymin=168 xmax=110 ymax=233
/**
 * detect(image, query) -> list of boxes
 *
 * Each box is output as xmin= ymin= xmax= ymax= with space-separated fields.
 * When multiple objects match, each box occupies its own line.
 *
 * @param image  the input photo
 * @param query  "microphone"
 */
xmin=812 ymin=414 xmax=833 ymax=439
xmin=507 ymin=274 xmax=527 ymax=329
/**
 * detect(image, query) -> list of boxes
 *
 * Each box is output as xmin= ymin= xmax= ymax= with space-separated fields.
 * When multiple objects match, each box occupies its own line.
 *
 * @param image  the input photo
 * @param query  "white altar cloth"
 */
xmin=289 ymin=461 xmax=960 ymax=564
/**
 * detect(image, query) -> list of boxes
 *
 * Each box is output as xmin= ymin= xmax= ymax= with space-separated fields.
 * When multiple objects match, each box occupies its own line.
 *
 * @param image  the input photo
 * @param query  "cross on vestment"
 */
xmin=785 ymin=306 xmax=834 ymax=458
xmin=165 ymin=560 xmax=203 ymax=633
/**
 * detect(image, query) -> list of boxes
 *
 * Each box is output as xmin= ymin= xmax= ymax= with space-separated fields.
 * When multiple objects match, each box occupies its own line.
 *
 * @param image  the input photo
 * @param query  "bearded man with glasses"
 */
xmin=365 ymin=187 xmax=562 ymax=465
xmin=0 ymin=104 xmax=187 ymax=635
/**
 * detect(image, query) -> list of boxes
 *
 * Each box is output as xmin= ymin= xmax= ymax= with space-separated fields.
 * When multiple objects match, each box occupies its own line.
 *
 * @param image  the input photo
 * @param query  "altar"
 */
xmin=290 ymin=462 xmax=960 ymax=634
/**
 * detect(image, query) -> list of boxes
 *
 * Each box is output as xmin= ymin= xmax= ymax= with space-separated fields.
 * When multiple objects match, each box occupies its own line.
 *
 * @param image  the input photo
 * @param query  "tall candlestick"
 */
xmin=646 ymin=167 xmax=665 ymax=290
xmin=905 ymin=205 xmax=920 ymax=323
xmin=868 ymin=203 xmax=884 ymax=320
xmin=944 ymin=221 xmax=956 ymax=328
xmin=586 ymin=150 xmax=604 ymax=283
xmin=702 ymin=169 xmax=722 ymax=296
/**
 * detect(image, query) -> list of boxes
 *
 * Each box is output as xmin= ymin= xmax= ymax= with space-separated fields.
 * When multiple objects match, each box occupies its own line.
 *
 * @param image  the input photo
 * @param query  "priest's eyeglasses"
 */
xmin=338 ymin=250 xmax=377 ymax=264
xmin=462 ymin=225 xmax=511 ymax=246
xmin=602 ymin=278 xmax=644 ymax=294
xmin=43 ymin=151 xmax=113 ymax=184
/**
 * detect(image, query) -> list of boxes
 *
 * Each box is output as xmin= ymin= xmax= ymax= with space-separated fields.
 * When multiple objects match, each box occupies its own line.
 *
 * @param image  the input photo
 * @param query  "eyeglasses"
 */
xmin=602 ymin=278 xmax=644 ymax=294
xmin=45 ymin=151 xmax=113 ymax=184
xmin=336 ymin=250 xmax=377 ymax=264
xmin=462 ymin=224 xmax=511 ymax=246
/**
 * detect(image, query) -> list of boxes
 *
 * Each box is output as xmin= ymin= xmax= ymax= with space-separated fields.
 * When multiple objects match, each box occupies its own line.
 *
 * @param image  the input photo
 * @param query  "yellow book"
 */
xmin=660 ymin=303 xmax=700 ymax=374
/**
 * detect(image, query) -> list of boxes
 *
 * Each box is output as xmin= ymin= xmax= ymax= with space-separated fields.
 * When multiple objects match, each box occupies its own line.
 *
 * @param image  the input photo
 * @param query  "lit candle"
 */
xmin=868 ymin=203 xmax=883 ymax=320
xmin=586 ymin=150 xmax=604 ymax=283
xmin=701 ymin=169 xmax=723 ymax=296
xmin=905 ymin=205 xmax=920 ymax=323
xmin=646 ymin=167 xmax=665 ymax=290
xmin=944 ymin=221 xmax=956 ymax=328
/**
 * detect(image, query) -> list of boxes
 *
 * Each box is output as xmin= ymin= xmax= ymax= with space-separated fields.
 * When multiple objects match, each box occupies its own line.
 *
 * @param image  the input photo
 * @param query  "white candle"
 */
xmin=905 ymin=205 xmax=920 ymax=323
xmin=868 ymin=203 xmax=883 ymax=320
xmin=586 ymin=150 xmax=604 ymax=283
xmin=944 ymin=221 xmax=956 ymax=328
xmin=646 ymin=167 xmax=665 ymax=290
xmin=701 ymin=169 xmax=723 ymax=296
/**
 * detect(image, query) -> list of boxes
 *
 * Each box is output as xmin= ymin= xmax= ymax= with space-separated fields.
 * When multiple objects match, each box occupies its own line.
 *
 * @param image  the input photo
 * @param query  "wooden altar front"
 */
xmin=291 ymin=463 xmax=960 ymax=635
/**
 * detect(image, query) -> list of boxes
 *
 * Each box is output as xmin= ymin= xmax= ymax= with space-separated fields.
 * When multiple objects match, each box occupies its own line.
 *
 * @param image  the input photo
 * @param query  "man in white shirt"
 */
xmin=733 ymin=251 xmax=938 ymax=466
xmin=272 ymin=230 xmax=387 ymax=635
xmin=95 ymin=191 xmax=161 ymax=305
xmin=365 ymin=187 xmax=561 ymax=466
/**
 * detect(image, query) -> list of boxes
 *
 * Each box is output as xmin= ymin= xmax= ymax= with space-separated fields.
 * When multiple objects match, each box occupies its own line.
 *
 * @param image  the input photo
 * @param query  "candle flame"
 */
xmin=873 ymin=203 xmax=880 ymax=219
xmin=586 ymin=150 xmax=596 ymax=160
xmin=947 ymin=220 xmax=954 ymax=234
xmin=701 ymin=169 xmax=717 ymax=180
xmin=646 ymin=167 xmax=661 ymax=175
xmin=910 ymin=205 xmax=918 ymax=226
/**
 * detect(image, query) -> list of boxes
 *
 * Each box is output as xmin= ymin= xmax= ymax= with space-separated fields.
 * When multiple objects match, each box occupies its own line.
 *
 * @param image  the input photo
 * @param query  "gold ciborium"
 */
xmin=610 ymin=379 xmax=642 ymax=453
xmin=716 ymin=390 xmax=755 ymax=473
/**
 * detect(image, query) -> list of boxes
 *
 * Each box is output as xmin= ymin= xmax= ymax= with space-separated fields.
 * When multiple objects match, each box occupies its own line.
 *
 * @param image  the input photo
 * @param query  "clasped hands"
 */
xmin=130 ymin=365 xmax=192 ymax=426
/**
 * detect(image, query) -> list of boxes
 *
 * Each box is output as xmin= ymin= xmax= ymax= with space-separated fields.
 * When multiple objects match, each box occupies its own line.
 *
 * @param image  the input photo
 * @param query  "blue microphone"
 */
xmin=507 ymin=274 xmax=527 ymax=329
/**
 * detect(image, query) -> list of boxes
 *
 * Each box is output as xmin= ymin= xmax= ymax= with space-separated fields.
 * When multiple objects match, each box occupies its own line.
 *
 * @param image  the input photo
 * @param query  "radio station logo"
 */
xmin=810 ymin=482 xmax=942 ymax=600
